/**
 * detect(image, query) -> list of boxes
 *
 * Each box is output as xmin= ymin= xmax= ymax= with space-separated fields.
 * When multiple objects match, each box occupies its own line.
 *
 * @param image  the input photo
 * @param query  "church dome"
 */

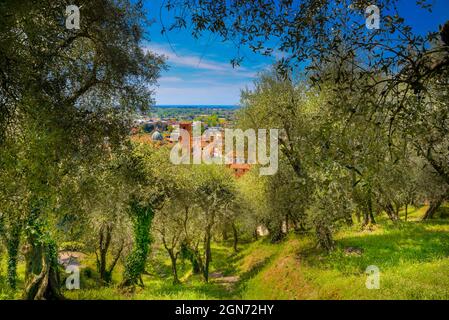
xmin=151 ymin=130 xmax=163 ymax=141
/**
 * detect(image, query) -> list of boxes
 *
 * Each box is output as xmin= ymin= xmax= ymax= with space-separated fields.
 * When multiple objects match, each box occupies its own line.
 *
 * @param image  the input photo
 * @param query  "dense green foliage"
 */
xmin=1 ymin=0 xmax=448 ymax=301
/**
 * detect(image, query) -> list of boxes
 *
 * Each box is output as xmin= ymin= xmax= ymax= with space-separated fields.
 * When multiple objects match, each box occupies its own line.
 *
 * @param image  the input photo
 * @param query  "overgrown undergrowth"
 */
xmin=2 ymin=209 xmax=449 ymax=300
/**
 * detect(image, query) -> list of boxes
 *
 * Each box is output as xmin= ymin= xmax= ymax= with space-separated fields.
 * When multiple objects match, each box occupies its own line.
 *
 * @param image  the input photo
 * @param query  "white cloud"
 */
xmin=145 ymin=44 xmax=256 ymax=77
xmin=145 ymin=43 xmax=261 ymax=104
xmin=146 ymin=44 xmax=230 ymax=71
xmin=159 ymin=76 xmax=183 ymax=83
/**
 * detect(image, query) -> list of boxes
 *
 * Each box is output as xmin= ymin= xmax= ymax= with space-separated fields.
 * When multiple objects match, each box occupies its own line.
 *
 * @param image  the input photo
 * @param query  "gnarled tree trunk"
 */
xmin=24 ymin=241 xmax=63 ymax=300
xmin=422 ymin=198 xmax=444 ymax=220
xmin=168 ymin=249 xmax=180 ymax=284
xmin=315 ymin=222 xmax=334 ymax=252
xmin=23 ymin=206 xmax=63 ymax=300
xmin=384 ymin=203 xmax=400 ymax=222
xmin=362 ymin=191 xmax=376 ymax=227
xmin=120 ymin=202 xmax=154 ymax=289
xmin=96 ymin=223 xmax=123 ymax=284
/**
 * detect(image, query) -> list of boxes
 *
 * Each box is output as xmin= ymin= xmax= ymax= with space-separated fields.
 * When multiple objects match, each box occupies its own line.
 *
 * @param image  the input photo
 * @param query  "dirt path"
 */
xmin=209 ymin=272 xmax=240 ymax=291
xmin=58 ymin=251 xmax=86 ymax=268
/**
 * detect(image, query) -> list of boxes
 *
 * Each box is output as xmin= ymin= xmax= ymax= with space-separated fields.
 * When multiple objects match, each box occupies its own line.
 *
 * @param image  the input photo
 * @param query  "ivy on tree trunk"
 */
xmin=23 ymin=207 xmax=63 ymax=300
xmin=120 ymin=201 xmax=154 ymax=288
xmin=6 ymin=222 xmax=21 ymax=289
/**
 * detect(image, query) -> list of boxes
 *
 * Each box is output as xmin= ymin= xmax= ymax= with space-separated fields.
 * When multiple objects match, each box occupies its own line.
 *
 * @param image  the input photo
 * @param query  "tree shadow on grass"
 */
xmin=141 ymin=245 xmax=242 ymax=299
xmin=141 ymin=274 xmax=238 ymax=299
xmin=209 ymin=245 xmax=239 ymax=277
xmin=232 ymin=253 xmax=276 ymax=298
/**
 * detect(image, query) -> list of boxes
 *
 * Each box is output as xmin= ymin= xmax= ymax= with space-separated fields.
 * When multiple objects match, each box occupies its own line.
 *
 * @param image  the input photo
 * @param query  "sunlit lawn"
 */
xmin=2 ymin=206 xmax=449 ymax=300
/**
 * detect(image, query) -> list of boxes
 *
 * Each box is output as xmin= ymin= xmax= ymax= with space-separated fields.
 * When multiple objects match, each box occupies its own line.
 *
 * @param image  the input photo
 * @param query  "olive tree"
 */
xmin=120 ymin=143 xmax=176 ymax=289
xmin=192 ymin=165 xmax=236 ymax=282
xmin=1 ymin=0 xmax=165 ymax=299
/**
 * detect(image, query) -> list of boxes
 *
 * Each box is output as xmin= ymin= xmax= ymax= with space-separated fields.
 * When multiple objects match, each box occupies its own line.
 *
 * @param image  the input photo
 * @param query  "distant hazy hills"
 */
xmin=156 ymin=105 xmax=239 ymax=109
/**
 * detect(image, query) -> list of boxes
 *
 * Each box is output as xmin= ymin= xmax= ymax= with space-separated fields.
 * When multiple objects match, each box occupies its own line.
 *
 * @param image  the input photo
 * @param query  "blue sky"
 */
xmin=144 ymin=0 xmax=449 ymax=106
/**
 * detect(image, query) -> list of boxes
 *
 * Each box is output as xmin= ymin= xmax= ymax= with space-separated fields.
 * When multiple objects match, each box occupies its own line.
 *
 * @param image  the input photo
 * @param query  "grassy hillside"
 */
xmin=2 ymin=206 xmax=449 ymax=300
xmin=239 ymin=206 xmax=449 ymax=300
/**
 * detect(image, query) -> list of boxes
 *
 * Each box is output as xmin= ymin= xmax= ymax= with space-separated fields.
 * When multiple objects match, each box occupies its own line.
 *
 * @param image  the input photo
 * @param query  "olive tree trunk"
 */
xmin=315 ymin=221 xmax=334 ymax=252
xmin=422 ymin=198 xmax=444 ymax=220
xmin=120 ymin=202 xmax=154 ymax=289
xmin=23 ymin=207 xmax=63 ymax=300
xmin=203 ymin=225 xmax=212 ymax=282
xmin=24 ymin=241 xmax=63 ymax=300
xmin=232 ymin=222 xmax=238 ymax=253
xmin=168 ymin=249 xmax=180 ymax=284
xmin=96 ymin=224 xmax=123 ymax=284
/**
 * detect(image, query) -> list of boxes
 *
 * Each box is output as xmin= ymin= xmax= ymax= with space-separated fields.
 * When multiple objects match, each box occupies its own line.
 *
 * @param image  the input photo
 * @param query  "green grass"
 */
xmin=299 ymin=217 xmax=449 ymax=299
xmin=3 ymin=207 xmax=449 ymax=300
xmin=232 ymin=206 xmax=449 ymax=300
xmin=238 ymin=236 xmax=319 ymax=299
xmin=65 ymin=243 xmax=240 ymax=300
